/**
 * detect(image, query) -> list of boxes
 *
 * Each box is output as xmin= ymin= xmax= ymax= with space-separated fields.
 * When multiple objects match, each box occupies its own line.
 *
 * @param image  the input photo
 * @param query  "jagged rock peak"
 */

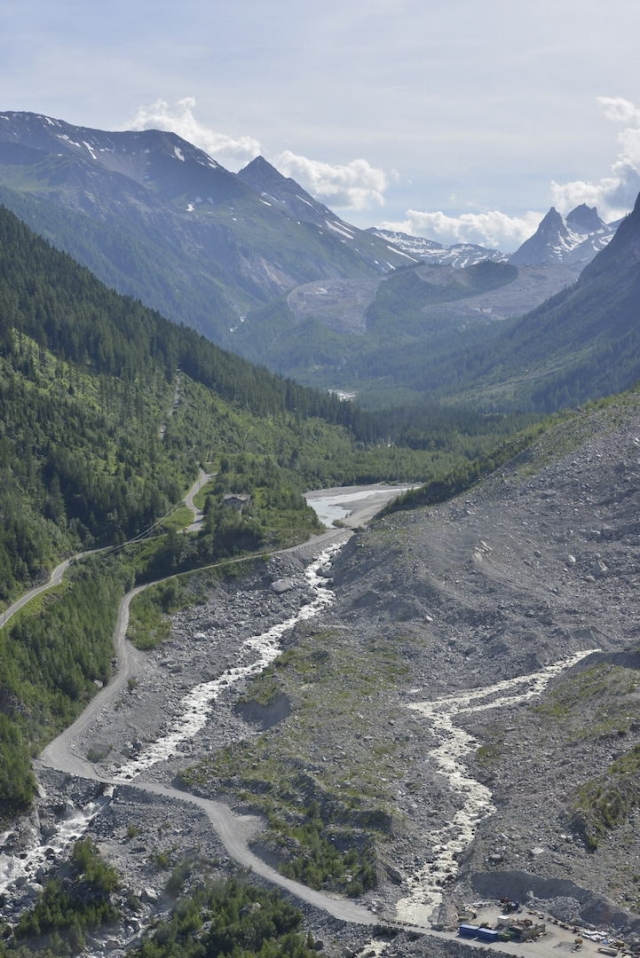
xmin=566 ymin=203 xmax=606 ymax=234
xmin=240 ymin=155 xmax=278 ymax=175
xmin=539 ymin=207 xmax=565 ymax=228
xmin=509 ymin=204 xmax=615 ymax=267
xmin=508 ymin=207 xmax=569 ymax=265
xmin=237 ymin=155 xmax=295 ymax=191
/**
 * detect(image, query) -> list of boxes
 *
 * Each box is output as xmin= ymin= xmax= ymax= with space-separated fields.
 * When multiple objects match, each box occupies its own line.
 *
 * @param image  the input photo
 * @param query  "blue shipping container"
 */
xmin=477 ymin=928 xmax=500 ymax=942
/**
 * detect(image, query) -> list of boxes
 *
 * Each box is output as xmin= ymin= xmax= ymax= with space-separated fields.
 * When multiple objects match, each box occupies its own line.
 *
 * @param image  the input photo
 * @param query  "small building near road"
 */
xmin=222 ymin=493 xmax=252 ymax=512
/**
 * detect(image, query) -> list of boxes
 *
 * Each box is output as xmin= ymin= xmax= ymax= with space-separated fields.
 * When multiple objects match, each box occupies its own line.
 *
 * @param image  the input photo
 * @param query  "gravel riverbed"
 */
xmin=4 ymin=420 xmax=640 ymax=958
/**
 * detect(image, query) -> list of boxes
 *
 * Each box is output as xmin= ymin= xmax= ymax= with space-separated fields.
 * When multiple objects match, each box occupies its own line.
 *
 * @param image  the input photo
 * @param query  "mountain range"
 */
xmin=374 ymin=203 xmax=615 ymax=268
xmin=0 ymin=111 xmax=416 ymax=348
xmin=0 ymin=111 xmax=624 ymax=406
xmin=229 ymin=199 xmax=635 ymax=409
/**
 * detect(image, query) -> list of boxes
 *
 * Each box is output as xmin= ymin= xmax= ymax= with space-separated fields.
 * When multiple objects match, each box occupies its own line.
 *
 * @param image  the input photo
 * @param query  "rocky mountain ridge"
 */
xmin=0 ymin=111 xmax=413 ymax=348
xmin=368 ymin=228 xmax=507 ymax=268
xmin=509 ymin=205 xmax=614 ymax=266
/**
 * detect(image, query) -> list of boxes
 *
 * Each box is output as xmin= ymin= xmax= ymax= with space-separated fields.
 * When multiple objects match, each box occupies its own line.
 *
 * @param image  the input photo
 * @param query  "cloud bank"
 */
xmin=551 ymin=96 xmax=640 ymax=221
xmin=377 ymin=209 xmax=543 ymax=251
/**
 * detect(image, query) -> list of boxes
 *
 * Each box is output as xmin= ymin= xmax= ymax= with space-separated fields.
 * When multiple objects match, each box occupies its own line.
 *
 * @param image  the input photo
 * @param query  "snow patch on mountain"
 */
xmin=369 ymin=228 xmax=506 ymax=268
xmin=509 ymin=205 xmax=615 ymax=266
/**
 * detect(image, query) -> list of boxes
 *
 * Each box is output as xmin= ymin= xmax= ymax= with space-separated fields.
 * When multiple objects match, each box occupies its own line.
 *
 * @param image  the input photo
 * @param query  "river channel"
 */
xmin=0 ymin=483 xmax=599 ymax=943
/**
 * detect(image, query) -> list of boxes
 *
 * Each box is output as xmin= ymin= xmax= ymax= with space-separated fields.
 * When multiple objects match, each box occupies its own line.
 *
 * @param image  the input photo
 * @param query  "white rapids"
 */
xmin=395 ymin=648 xmax=599 ymax=926
xmin=0 ymin=546 xmax=341 ymax=896
xmin=112 ymin=545 xmax=340 ymax=782
xmin=0 ymin=794 xmax=105 ymax=897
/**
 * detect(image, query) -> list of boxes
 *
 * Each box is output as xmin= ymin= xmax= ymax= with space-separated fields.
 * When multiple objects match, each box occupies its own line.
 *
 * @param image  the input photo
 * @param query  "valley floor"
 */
xmin=3 ymin=408 xmax=640 ymax=957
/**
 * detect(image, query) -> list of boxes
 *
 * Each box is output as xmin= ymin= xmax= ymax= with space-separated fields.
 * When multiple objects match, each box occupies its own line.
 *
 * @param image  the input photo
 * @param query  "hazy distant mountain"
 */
xmin=0 ymin=112 xmax=414 ymax=348
xmin=372 ymin=206 xmax=615 ymax=271
xmin=270 ymin=194 xmax=640 ymax=411
xmin=238 ymin=156 xmax=405 ymax=263
xmin=509 ymin=204 xmax=614 ymax=266
xmin=428 ymin=196 xmax=640 ymax=410
xmin=368 ymin=227 xmax=507 ymax=268
xmin=0 ymin=111 xmax=632 ymax=413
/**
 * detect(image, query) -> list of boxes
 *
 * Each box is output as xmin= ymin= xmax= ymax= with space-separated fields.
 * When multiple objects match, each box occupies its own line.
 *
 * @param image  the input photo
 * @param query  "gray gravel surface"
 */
xmin=4 ymin=405 xmax=640 ymax=956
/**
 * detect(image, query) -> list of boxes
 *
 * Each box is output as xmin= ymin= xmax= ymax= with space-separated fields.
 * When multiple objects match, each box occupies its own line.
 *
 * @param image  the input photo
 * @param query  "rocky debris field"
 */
xmin=4 ymin=397 xmax=640 ymax=957
xmin=323 ymin=398 xmax=640 ymax=935
xmin=78 ymin=551 xmax=314 ymax=782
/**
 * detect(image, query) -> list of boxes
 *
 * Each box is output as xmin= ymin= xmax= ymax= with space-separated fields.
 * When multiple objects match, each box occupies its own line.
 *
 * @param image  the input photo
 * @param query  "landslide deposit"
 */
xmin=4 ymin=392 xmax=640 ymax=957
xmin=322 ymin=393 xmax=640 ymax=933
xmin=186 ymin=392 xmax=640 ymax=938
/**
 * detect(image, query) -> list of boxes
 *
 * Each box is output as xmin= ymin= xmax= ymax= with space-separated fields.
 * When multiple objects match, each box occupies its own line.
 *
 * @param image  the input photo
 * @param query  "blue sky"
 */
xmin=3 ymin=0 xmax=640 ymax=249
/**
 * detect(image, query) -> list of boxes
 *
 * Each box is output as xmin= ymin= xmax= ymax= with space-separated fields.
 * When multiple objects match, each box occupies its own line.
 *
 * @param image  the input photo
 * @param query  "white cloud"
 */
xmin=381 ymin=96 xmax=640 ymax=251
xmin=274 ymin=150 xmax=388 ymax=210
xmin=128 ymin=98 xmax=390 ymax=210
xmin=128 ymin=97 xmax=262 ymax=169
xmin=378 ymin=209 xmax=542 ymax=252
xmin=551 ymin=96 xmax=640 ymax=220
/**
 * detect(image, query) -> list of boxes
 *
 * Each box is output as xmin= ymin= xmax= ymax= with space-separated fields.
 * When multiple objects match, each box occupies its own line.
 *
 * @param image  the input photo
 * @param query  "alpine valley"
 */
xmin=1 ymin=111 xmax=640 ymax=958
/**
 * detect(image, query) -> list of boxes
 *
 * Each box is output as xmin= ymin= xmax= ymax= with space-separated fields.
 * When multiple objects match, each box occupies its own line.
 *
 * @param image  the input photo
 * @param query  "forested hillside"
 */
xmin=0 ymin=203 xmax=361 ymax=598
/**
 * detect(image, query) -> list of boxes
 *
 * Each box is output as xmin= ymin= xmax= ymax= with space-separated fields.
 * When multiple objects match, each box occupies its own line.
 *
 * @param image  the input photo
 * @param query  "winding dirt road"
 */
xmin=5 ymin=480 xmax=423 ymax=930
xmin=0 ymin=558 xmax=74 ymax=630
xmin=32 ymin=481 xmax=410 ymax=928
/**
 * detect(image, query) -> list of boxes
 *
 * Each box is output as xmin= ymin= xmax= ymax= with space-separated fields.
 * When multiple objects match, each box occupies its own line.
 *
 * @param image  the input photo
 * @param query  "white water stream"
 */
xmin=0 ymin=793 xmax=106 ymax=895
xmin=112 ymin=546 xmax=340 ymax=782
xmin=0 ymin=546 xmax=340 ymax=898
xmin=395 ymin=648 xmax=599 ymax=926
